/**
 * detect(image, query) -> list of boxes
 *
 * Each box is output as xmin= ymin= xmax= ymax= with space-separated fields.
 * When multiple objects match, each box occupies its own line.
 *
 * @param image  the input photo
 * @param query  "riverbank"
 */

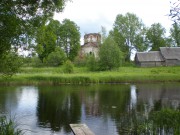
xmin=0 ymin=66 xmax=180 ymax=85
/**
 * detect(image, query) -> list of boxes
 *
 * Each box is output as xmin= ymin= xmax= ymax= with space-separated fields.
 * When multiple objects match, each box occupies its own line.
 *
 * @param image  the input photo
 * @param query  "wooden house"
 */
xmin=135 ymin=51 xmax=165 ymax=67
xmin=135 ymin=47 xmax=180 ymax=67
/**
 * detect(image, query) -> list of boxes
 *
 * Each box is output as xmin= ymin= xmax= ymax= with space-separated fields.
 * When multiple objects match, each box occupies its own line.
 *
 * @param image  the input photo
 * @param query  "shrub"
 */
xmin=74 ymin=53 xmax=87 ymax=67
xmin=63 ymin=60 xmax=74 ymax=73
xmin=86 ymin=54 xmax=99 ymax=71
xmin=46 ymin=48 xmax=66 ymax=67
xmin=0 ymin=51 xmax=22 ymax=77
xmin=99 ymin=36 xmax=123 ymax=70
xmin=31 ymin=56 xmax=44 ymax=67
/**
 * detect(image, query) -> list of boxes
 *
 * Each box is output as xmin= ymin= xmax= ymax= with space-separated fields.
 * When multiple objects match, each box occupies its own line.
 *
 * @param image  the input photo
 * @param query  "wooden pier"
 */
xmin=70 ymin=124 xmax=95 ymax=135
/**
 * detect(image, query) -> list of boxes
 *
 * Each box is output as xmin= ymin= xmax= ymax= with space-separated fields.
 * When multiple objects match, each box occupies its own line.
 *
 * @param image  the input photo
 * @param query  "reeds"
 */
xmin=0 ymin=116 xmax=22 ymax=135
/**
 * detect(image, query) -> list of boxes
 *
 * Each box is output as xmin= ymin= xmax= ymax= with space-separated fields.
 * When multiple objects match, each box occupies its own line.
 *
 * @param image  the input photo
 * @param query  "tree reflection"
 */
xmin=37 ymin=86 xmax=81 ymax=133
xmin=0 ymin=86 xmax=19 ymax=114
xmin=115 ymin=83 xmax=180 ymax=135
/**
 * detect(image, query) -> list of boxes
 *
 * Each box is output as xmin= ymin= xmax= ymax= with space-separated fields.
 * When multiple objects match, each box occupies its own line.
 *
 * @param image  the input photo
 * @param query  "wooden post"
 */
xmin=70 ymin=124 xmax=95 ymax=135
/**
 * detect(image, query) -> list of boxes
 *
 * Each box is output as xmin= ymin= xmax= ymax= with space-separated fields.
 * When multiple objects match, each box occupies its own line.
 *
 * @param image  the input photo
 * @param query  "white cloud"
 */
xmin=54 ymin=0 xmax=173 ymax=44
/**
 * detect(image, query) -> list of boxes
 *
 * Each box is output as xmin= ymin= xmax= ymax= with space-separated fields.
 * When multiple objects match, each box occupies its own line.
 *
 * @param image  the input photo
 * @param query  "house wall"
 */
xmin=165 ymin=59 xmax=180 ymax=66
xmin=81 ymin=46 xmax=99 ymax=58
xmin=139 ymin=62 xmax=164 ymax=67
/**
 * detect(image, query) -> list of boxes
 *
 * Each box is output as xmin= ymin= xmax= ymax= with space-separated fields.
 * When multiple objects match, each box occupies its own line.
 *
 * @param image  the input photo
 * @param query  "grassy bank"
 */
xmin=0 ymin=66 xmax=180 ymax=85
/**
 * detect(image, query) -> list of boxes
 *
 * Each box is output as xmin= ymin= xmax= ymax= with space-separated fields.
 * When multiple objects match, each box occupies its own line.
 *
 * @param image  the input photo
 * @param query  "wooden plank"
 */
xmin=70 ymin=124 xmax=95 ymax=135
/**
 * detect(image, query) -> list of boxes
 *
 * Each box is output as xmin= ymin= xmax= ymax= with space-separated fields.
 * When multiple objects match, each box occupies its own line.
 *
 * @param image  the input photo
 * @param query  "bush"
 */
xmin=99 ymin=37 xmax=123 ymax=70
xmin=86 ymin=55 xmax=99 ymax=71
xmin=63 ymin=60 xmax=74 ymax=73
xmin=0 ymin=51 xmax=22 ymax=77
xmin=46 ymin=48 xmax=66 ymax=67
xmin=31 ymin=57 xmax=44 ymax=67
xmin=74 ymin=53 xmax=87 ymax=67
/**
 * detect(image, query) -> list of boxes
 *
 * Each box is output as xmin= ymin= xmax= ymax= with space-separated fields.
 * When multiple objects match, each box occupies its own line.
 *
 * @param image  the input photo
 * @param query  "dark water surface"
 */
xmin=0 ymin=83 xmax=180 ymax=135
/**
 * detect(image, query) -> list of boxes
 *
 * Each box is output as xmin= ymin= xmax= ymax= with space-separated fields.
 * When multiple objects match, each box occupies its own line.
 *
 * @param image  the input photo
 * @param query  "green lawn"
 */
xmin=0 ymin=66 xmax=180 ymax=85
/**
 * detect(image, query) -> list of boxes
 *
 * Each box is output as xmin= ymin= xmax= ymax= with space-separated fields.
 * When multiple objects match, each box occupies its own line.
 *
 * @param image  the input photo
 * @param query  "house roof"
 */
xmin=81 ymin=42 xmax=99 ymax=48
xmin=160 ymin=47 xmax=180 ymax=60
xmin=136 ymin=51 xmax=164 ymax=62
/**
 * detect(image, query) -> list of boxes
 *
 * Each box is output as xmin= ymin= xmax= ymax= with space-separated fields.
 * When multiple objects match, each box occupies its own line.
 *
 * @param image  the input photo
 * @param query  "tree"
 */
xmin=36 ymin=24 xmax=57 ymax=62
xmin=35 ymin=19 xmax=61 ymax=62
xmin=111 ymin=13 xmax=147 ymax=62
xmin=59 ymin=19 xmax=81 ymax=61
xmin=0 ymin=0 xmax=67 ymax=75
xmin=0 ymin=0 xmax=67 ymax=56
xmin=170 ymin=22 xmax=180 ymax=46
xmin=99 ymin=36 xmax=123 ymax=70
xmin=146 ymin=23 xmax=168 ymax=51
xmin=169 ymin=0 xmax=180 ymax=24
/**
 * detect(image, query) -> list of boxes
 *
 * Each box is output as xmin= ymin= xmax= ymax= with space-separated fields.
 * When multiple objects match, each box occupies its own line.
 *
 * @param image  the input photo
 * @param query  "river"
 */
xmin=0 ymin=83 xmax=179 ymax=135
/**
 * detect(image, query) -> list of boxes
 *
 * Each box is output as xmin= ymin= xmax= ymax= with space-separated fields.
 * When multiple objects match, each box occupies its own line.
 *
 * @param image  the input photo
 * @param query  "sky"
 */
xmin=54 ymin=0 xmax=173 ymax=44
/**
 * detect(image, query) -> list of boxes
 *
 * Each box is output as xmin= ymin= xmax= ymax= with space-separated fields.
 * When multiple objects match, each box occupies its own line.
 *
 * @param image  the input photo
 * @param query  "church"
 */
xmin=81 ymin=33 xmax=101 ymax=58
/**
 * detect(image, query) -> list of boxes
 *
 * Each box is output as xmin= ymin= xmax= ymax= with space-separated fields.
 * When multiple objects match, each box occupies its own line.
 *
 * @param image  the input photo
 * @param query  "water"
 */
xmin=0 ymin=83 xmax=179 ymax=135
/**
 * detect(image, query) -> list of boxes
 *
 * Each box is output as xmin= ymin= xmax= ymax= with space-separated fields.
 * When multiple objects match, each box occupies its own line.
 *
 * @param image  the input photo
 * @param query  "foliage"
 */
xmin=151 ymin=108 xmax=180 ymax=135
xmin=31 ymin=57 xmax=45 ymax=67
xmin=63 ymin=60 xmax=74 ymax=73
xmin=169 ymin=0 xmax=180 ymax=24
xmin=0 ymin=0 xmax=68 ymax=76
xmin=46 ymin=47 xmax=66 ymax=67
xmin=146 ymin=23 xmax=169 ymax=51
xmin=0 ymin=52 xmax=22 ymax=77
xmin=59 ymin=19 xmax=81 ymax=61
xmin=74 ymin=53 xmax=87 ymax=67
xmin=99 ymin=37 xmax=123 ymax=70
xmin=111 ymin=13 xmax=147 ymax=61
xmin=0 ymin=116 xmax=22 ymax=135
xmin=35 ymin=20 xmax=60 ymax=62
xmin=170 ymin=22 xmax=180 ymax=46
xmin=118 ymin=108 xmax=180 ymax=135
xmin=86 ymin=55 xmax=99 ymax=71
xmin=0 ymin=0 xmax=67 ymax=57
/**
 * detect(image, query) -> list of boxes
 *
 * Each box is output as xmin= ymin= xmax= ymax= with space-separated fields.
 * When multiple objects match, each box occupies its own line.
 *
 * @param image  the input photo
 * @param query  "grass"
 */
xmin=0 ymin=66 xmax=180 ymax=85
xmin=0 ymin=116 xmax=23 ymax=135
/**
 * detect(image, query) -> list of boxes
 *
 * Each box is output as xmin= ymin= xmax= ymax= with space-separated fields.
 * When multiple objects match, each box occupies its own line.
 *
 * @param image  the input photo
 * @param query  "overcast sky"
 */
xmin=54 ymin=0 xmax=173 ymax=44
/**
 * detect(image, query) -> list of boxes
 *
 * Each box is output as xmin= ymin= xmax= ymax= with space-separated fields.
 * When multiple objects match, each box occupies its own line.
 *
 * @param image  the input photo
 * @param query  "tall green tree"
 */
xmin=146 ymin=23 xmax=168 ymax=51
xmin=170 ymin=22 xmax=180 ymax=46
xmin=111 ymin=13 xmax=147 ymax=61
xmin=99 ymin=36 xmax=123 ymax=70
xmin=36 ymin=21 xmax=58 ymax=62
xmin=0 ymin=0 xmax=67 ymax=56
xmin=169 ymin=0 xmax=180 ymax=25
xmin=0 ymin=0 xmax=67 ymax=75
xmin=59 ymin=19 xmax=81 ymax=61
xmin=36 ymin=19 xmax=61 ymax=62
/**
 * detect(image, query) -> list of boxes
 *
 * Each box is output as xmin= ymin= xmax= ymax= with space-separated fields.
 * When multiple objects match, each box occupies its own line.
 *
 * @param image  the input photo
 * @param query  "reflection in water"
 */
xmin=37 ymin=87 xmax=81 ymax=133
xmin=130 ymin=85 xmax=137 ymax=109
xmin=0 ymin=83 xmax=179 ymax=135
